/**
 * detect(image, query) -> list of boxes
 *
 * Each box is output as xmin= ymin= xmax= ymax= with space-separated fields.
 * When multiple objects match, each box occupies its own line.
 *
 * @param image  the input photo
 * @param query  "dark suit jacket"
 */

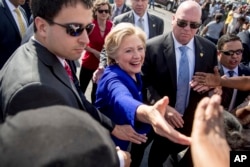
xmin=219 ymin=63 xmax=250 ymax=110
xmin=112 ymin=3 xmax=131 ymax=17
xmin=113 ymin=11 xmax=164 ymax=39
xmin=237 ymin=30 xmax=250 ymax=65
xmin=0 ymin=39 xmax=115 ymax=131
xmin=142 ymin=32 xmax=218 ymax=135
xmin=0 ymin=0 xmax=28 ymax=69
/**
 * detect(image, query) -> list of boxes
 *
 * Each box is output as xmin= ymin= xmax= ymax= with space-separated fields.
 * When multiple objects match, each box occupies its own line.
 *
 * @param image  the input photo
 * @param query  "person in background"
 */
xmin=0 ymin=1 xmax=147 ymax=166
xmin=95 ymin=22 xmax=191 ymax=151
xmin=237 ymin=22 xmax=250 ymax=66
xmin=141 ymin=1 xmax=218 ymax=166
xmin=200 ymin=13 xmax=224 ymax=44
xmin=148 ymin=0 xmax=155 ymax=10
xmin=113 ymin=0 xmax=164 ymax=39
xmin=111 ymin=0 xmax=131 ymax=20
xmin=214 ymin=34 xmax=250 ymax=112
xmin=0 ymin=0 xmax=28 ymax=69
xmin=79 ymin=0 xmax=112 ymax=104
xmin=192 ymin=34 xmax=250 ymax=112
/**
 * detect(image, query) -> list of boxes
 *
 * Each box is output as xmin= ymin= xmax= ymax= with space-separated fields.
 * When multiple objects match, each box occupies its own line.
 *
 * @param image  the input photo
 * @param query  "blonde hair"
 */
xmin=104 ymin=23 xmax=147 ymax=65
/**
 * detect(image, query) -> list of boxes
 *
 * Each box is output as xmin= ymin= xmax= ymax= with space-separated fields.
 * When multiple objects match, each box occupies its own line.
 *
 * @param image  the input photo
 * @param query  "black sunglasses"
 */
xmin=220 ymin=49 xmax=244 ymax=56
xmin=176 ymin=19 xmax=201 ymax=29
xmin=98 ymin=9 xmax=109 ymax=14
xmin=47 ymin=20 xmax=95 ymax=37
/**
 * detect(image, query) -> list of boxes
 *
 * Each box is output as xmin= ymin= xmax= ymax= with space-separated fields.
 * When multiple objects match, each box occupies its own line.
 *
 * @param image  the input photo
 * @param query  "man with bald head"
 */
xmin=141 ymin=1 xmax=217 ymax=166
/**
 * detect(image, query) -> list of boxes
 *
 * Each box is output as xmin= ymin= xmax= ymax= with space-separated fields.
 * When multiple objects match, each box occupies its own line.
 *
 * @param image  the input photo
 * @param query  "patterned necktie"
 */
xmin=64 ymin=61 xmax=73 ymax=81
xmin=14 ymin=8 xmax=26 ymax=38
xmin=175 ymin=46 xmax=189 ymax=114
xmin=138 ymin=17 xmax=144 ymax=31
xmin=221 ymin=70 xmax=234 ymax=110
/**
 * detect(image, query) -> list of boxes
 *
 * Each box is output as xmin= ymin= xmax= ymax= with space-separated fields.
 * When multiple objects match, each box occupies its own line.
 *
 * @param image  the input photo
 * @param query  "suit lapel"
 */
xmin=164 ymin=34 xmax=177 ymax=90
xmin=193 ymin=36 xmax=208 ymax=73
xmin=147 ymin=13 xmax=157 ymax=38
xmin=31 ymin=40 xmax=83 ymax=106
xmin=3 ymin=0 xmax=20 ymax=36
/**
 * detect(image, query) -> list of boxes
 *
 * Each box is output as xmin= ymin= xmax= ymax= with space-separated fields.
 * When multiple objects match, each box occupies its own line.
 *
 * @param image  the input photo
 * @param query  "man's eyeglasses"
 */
xmin=176 ymin=19 xmax=201 ymax=29
xmin=98 ymin=9 xmax=109 ymax=14
xmin=220 ymin=49 xmax=244 ymax=56
xmin=47 ymin=20 xmax=95 ymax=37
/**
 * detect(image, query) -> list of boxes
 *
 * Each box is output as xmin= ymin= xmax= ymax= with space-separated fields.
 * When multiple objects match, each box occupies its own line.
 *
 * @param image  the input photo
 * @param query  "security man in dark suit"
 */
xmin=0 ymin=0 xmax=28 ymax=69
xmin=141 ymin=1 xmax=218 ymax=166
xmin=113 ymin=0 xmax=164 ymax=39
xmin=217 ymin=34 xmax=250 ymax=112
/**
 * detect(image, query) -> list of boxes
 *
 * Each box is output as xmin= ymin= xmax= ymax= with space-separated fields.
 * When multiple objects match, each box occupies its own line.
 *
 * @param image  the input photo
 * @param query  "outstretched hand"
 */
xmin=150 ymin=96 xmax=191 ymax=145
xmin=191 ymin=95 xmax=230 ymax=167
xmin=192 ymin=66 xmax=221 ymax=87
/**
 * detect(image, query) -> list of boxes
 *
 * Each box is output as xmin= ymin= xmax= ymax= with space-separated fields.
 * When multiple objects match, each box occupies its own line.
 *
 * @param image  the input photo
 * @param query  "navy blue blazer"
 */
xmin=219 ymin=63 xmax=250 ymax=109
xmin=0 ymin=0 xmax=28 ymax=69
xmin=113 ymin=10 xmax=164 ymax=39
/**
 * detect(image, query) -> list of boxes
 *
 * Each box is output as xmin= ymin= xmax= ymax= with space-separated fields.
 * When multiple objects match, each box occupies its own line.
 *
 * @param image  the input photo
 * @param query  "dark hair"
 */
xmin=223 ymin=111 xmax=249 ymax=150
xmin=217 ymin=34 xmax=241 ymax=50
xmin=31 ymin=0 xmax=94 ymax=32
xmin=215 ymin=13 xmax=223 ymax=23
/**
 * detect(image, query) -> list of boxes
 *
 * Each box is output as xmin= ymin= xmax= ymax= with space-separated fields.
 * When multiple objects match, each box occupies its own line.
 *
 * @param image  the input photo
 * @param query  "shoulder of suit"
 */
xmin=147 ymin=12 xmax=163 ymax=22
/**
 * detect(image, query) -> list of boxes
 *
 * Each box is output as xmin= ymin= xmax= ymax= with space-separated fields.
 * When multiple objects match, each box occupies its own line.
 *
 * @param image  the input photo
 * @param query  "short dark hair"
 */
xmin=31 ymin=0 xmax=94 ymax=31
xmin=217 ymin=34 xmax=241 ymax=50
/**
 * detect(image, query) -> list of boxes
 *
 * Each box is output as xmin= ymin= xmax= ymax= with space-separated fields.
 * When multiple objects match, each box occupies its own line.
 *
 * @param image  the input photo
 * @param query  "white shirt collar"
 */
xmin=132 ymin=11 xmax=147 ymax=22
xmin=222 ymin=66 xmax=238 ymax=76
xmin=172 ymin=32 xmax=195 ymax=51
xmin=6 ymin=0 xmax=17 ymax=12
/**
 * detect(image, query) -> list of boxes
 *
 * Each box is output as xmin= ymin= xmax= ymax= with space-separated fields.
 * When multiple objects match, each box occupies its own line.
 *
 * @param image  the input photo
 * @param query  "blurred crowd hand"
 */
xmin=111 ymin=125 xmax=148 ymax=144
xmin=191 ymin=95 xmax=230 ymax=167
xmin=192 ymin=66 xmax=221 ymax=87
xmin=116 ymin=147 xmax=131 ymax=167
xmin=165 ymin=105 xmax=184 ymax=128
xmin=92 ymin=66 xmax=104 ymax=83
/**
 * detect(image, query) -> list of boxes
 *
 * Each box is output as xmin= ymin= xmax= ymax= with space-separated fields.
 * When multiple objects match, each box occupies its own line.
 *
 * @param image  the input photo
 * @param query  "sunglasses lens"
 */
xmin=86 ymin=23 xmax=95 ymax=35
xmin=98 ymin=10 xmax=109 ymax=13
xmin=177 ymin=19 xmax=200 ymax=29
xmin=222 ymin=49 xmax=243 ymax=56
xmin=66 ymin=23 xmax=95 ymax=36
xmin=190 ymin=23 xmax=201 ymax=29
xmin=177 ymin=20 xmax=187 ymax=28
xmin=66 ymin=24 xmax=84 ymax=36
xmin=235 ymin=49 xmax=243 ymax=55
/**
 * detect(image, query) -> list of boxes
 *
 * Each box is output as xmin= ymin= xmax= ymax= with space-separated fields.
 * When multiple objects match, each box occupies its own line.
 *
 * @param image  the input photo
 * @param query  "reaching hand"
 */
xmin=92 ymin=67 xmax=104 ymax=84
xmin=111 ymin=125 xmax=147 ymax=144
xmin=165 ymin=105 xmax=184 ymax=128
xmin=193 ymin=66 xmax=221 ymax=87
xmin=191 ymin=95 xmax=230 ymax=167
xmin=149 ymin=96 xmax=191 ymax=145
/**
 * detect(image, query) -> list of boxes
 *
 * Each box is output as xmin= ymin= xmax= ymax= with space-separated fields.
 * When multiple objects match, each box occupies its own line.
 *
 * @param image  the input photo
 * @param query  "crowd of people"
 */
xmin=0 ymin=0 xmax=250 ymax=167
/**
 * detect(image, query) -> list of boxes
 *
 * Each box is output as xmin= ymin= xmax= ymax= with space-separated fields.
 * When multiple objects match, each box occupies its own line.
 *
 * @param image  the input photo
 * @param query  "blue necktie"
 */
xmin=221 ymin=70 xmax=234 ymax=110
xmin=175 ymin=46 xmax=189 ymax=114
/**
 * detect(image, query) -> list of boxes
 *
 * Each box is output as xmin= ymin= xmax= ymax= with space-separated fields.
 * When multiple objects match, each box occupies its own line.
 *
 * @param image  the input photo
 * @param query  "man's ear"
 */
xmin=34 ymin=17 xmax=48 ymax=37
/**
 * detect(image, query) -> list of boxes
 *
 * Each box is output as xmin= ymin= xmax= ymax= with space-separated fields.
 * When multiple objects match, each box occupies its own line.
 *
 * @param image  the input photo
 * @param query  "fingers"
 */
xmin=205 ymin=94 xmax=222 ymax=118
xmin=129 ymin=133 xmax=148 ymax=144
xmin=214 ymin=66 xmax=220 ymax=75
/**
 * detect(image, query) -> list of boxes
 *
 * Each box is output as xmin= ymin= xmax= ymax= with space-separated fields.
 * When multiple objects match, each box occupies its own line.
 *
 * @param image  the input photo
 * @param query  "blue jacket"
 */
xmin=95 ymin=65 xmax=151 ymax=150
